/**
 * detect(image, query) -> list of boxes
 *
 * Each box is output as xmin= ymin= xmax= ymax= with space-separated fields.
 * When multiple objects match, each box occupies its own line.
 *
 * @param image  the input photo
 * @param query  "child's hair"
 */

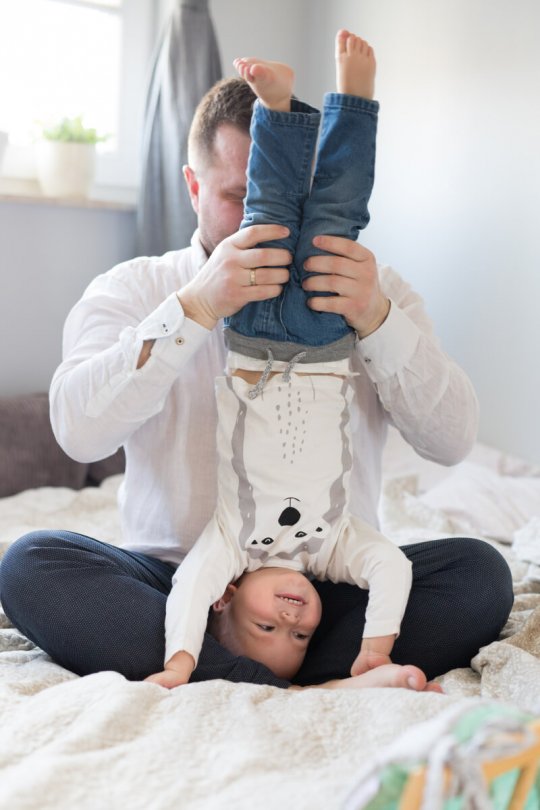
xmin=188 ymin=77 xmax=256 ymax=169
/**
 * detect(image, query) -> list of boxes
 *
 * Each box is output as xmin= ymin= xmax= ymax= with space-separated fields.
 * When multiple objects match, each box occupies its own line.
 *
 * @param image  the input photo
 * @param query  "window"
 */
xmin=0 ymin=0 xmax=156 ymax=192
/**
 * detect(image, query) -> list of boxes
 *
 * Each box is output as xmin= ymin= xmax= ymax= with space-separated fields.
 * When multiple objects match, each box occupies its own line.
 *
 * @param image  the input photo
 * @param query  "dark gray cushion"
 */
xmin=0 ymin=392 xmax=89 ymax=496
xmin=0 ymin=393 xmax=126 ymax=496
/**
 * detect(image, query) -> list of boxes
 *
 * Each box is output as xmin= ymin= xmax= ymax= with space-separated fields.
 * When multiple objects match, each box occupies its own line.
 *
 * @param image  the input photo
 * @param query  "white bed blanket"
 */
xmin=1 ymin=433 xmax=540 ymax=809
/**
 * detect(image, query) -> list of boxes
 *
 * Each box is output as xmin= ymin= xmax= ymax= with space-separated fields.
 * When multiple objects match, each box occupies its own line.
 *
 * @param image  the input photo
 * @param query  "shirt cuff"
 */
xmin=356 ymin=300 xmax=420 ymax=382
xmin=138 ymin=291 xmax=186 ymax=338
xmin=139 ymin=292 xmax=212 ymax=372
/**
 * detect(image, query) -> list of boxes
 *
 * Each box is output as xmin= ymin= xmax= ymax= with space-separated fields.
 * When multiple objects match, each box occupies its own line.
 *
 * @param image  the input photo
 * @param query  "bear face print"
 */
xmin=245 ymin=497 xmax=331 ymax=564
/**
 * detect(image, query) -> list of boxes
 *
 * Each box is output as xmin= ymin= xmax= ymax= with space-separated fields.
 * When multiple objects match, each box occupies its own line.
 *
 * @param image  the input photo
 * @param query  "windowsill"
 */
xmin=0 ymin=177 xmax=137 ymax=212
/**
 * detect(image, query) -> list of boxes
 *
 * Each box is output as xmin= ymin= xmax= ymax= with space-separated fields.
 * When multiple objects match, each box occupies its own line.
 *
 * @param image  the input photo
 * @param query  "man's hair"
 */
xmin=188 ymin=78 xmax=256 ymax=169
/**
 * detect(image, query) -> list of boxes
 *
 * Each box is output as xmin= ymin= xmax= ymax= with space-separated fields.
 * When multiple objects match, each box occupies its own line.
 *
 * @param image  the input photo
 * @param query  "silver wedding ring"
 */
xmin=249 ymin=269 xmax=257 ymax=286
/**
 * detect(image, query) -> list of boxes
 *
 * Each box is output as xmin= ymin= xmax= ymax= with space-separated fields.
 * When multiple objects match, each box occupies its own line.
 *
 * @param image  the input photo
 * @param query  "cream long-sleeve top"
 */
xmin=165 ymin=514 xmax=412 ymax=666
xmin=50 ymin=231 xmax=479 ymax=566
xmin=165 ymin=370 xmax=413 ymax=666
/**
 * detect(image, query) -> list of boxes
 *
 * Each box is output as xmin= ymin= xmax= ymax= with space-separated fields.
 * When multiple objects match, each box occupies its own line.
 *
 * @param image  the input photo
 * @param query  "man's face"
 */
xmin=216 ymin=567 xmax=322 ymax=679
xmin=184 ymin=123 xmax=250 ymax=255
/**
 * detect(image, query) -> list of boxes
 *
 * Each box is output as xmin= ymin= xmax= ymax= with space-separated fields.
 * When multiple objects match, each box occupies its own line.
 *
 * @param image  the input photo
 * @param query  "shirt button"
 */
xmin=175 ymin=337 xmax=185 ymax=346
xmin=365 ymin=357 xmax=372 ymax=364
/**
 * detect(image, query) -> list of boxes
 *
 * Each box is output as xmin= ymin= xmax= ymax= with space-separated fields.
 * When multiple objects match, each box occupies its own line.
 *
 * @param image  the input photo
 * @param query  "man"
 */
xmin=0 ymin=78 xmax=513 ymax=689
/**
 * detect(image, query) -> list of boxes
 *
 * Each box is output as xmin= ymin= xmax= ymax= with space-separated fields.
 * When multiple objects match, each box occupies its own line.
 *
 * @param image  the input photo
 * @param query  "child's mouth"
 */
xmin=276 ymin=594 xmax=305 ymax=606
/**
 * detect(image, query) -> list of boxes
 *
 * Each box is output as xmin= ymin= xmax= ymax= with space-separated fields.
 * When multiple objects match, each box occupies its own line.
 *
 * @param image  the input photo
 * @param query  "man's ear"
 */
xmin=212 ymin=583 xmax=237 ymax=613
xmin=183 ymin=165 xmax=200 ymax=214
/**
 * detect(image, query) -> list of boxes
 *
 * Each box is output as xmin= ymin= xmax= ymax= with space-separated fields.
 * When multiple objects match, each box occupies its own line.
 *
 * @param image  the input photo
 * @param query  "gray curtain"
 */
xmin=136 ymin=0 xmax=222 ymax=256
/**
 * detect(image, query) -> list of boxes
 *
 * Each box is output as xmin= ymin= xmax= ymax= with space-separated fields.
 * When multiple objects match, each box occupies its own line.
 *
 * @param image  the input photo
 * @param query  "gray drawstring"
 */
xmin=247 ymin=350 xmax=307 ymax=399
xmin=283 ymin=351 xmax=307 ymax=383
xmin=248 ymin=350 xmax=274 ymax=399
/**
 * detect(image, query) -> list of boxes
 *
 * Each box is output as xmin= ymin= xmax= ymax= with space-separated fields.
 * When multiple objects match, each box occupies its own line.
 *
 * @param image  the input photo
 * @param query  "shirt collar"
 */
xmin=190 ymin=229 xmax=209 ymax=270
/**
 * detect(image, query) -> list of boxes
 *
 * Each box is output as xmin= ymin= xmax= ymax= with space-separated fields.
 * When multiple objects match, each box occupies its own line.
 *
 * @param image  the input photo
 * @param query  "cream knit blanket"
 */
xmin=1 ymin=472 xmax=539 ymax=809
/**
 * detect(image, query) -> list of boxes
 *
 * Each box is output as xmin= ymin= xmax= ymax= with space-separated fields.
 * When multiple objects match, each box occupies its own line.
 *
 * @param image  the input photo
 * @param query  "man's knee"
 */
xmin=408 ymin=535 xmax=514 ymax=633
xmin=452 ymin=536 xmax=512 ymax=579
xmin=0 ymin=530 xmax=54 ymax=618
xmin=451 ymin=536 xmax=514 ymax=625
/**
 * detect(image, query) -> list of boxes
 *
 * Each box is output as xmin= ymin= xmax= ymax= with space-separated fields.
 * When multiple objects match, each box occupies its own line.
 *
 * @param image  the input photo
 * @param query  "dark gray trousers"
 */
xmin=0 ymin=531 xmax=513 ymax=687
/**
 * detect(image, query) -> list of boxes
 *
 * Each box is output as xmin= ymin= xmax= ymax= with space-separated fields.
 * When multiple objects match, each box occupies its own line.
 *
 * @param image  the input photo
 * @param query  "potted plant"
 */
xmin=36 ymin=116 xmax=108 ymax=198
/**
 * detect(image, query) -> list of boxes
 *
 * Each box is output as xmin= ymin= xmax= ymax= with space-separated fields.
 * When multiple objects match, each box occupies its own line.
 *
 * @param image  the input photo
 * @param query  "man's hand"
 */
xmin=144 ymin=650 xmax=195 ymax=689
xmin=303 ymin=235 xmax=390 ymax=338
xmin=178 ymin=224 xmax=292 ymax=330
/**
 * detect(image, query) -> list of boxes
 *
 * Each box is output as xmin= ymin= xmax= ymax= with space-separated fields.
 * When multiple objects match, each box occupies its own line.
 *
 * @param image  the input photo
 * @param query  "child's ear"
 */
xmin=212 ymin=583 xmax=237 ymax=613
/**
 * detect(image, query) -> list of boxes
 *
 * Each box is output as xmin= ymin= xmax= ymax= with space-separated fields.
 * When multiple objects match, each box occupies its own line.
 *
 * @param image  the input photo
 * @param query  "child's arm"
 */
xmin=350 ymin=634 xmax=395 ymax=676
xmin=324 ymin=516 xmax=412 ymax=676
xmin=145 ymin=650 xmax=196 ymax=688
xmin=144 ymin=521 xmax=240 ymax=688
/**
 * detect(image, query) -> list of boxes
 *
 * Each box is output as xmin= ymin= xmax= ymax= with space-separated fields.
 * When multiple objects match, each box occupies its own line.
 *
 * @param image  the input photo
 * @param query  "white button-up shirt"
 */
xmin=50 ymin=231 xmax=479 ymax=565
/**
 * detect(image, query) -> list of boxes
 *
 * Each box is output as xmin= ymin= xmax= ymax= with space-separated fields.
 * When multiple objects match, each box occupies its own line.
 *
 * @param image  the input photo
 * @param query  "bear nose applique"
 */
xmin=279 ymin=506 xmax=301 ymax=526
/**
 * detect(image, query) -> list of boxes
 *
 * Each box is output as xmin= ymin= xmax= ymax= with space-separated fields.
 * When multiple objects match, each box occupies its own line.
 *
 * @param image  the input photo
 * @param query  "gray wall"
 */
xmin=302 ymin=0 xmax=540 ymax=464
xmin=0 ymin=200 xmax=135 ymax=396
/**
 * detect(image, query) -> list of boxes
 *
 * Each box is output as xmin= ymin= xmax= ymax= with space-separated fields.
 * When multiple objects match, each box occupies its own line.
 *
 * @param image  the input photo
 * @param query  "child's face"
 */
xmin=214 ymin=568 xmax=322 ymax=679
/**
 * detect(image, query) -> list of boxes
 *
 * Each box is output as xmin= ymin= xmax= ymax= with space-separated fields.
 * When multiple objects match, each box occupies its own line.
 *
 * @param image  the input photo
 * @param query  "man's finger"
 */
xmin=231 ymin=223 xmax=290 ymax=248
xmin=244 ymin=284 xmax=285 ymax=302
xmin=241 ymin=267 xmax=290 ymax=287
xmin=241 ymin=247 xmax=292 ymax=268
xmin=304 ymin=254 xmax=359 ymax=279
xmin=312 ymin=234 xmax=373 ymax=261
xmin=307 ymin=294 xmax=348 ymax=315
xmin=303 ymin=273 xmax=356 ymax=297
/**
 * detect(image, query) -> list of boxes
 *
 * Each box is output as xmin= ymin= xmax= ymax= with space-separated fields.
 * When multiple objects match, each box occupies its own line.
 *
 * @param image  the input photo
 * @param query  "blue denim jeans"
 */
xmin=225 ymin=93 xmax=379 ymax=360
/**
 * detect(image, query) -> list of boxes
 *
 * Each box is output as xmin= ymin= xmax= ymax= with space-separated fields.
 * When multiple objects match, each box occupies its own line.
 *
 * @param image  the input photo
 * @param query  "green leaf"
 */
xmin=41 ymin=115 xmax=108 ymax=144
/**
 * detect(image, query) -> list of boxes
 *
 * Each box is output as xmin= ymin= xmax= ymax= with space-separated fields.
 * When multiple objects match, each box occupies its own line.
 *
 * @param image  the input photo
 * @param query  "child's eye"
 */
xmin=257 ymin=624 xmax=275 ymax=632
xmin=293 ymin=632 xmax=310 ymax=641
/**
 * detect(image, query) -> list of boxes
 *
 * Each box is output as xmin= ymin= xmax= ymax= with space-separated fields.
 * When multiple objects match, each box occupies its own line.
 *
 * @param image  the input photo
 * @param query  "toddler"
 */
xmin=147 ymin=31 xmax=414 ymax=688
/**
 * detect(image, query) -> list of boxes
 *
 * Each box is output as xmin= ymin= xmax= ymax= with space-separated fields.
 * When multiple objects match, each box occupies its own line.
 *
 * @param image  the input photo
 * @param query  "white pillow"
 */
xmin=418 ymin=462 xmax=540 ymax=542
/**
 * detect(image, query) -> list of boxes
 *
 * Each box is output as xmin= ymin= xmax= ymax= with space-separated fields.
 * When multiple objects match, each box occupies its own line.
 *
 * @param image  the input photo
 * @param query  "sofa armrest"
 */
xmin=0 ymin=392 xmax=124 ymax=496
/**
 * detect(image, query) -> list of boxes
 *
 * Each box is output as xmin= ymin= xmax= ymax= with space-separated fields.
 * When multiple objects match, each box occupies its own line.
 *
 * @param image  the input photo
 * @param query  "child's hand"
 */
xmin=350 ymin=635 xmax=396 ymax=677
xmin=351 ymin=649 xmax=392 ymax=676
xmin=144 ymin=669 xmax=190 ymax=689
xmin=144 ymin=650 xmax=195 ymax=689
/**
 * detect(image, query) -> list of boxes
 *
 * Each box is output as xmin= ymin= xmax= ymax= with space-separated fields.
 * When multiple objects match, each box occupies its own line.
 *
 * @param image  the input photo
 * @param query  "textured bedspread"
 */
xmin=1 ymin=438 xmax=540 ymax=808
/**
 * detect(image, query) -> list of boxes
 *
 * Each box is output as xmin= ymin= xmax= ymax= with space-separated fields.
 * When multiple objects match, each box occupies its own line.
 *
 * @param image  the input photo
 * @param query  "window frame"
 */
xmin=0 ymin=0 xmax=157 ymax=195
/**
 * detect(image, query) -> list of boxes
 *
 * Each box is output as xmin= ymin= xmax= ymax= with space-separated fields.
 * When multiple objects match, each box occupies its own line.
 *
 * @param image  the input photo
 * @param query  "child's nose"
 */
xmin=280 ymin=610 xmax=299 ymax=625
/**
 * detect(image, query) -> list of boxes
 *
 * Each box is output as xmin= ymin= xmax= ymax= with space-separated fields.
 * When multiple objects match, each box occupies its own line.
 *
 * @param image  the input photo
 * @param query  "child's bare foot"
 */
xmin=335 ymin=29 xmax=376 ymax=99
xmin=233 ymin=57 xmax=294 ymax=112
xmin=341 ymin=663 xmax=444 ymax=693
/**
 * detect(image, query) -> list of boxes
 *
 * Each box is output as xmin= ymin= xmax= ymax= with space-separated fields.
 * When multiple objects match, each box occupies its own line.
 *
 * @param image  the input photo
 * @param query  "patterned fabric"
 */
xmin=344 ymin=703 xmax=540 ymax=810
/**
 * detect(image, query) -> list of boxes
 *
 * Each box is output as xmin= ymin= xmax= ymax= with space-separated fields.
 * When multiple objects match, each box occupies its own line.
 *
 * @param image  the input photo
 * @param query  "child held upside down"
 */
xmin=146 ymin=31 xmax=433 ymax=692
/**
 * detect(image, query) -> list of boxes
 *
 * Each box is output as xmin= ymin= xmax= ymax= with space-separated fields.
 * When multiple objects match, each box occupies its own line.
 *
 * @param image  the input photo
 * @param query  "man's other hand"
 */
xmin=303 ymin=235 xmax=390 ymax=338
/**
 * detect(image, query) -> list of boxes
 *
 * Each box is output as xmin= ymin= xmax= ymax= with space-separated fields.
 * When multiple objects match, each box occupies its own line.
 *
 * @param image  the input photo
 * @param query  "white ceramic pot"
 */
xmin=36 ymin=140 xmax=96 ymax=198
